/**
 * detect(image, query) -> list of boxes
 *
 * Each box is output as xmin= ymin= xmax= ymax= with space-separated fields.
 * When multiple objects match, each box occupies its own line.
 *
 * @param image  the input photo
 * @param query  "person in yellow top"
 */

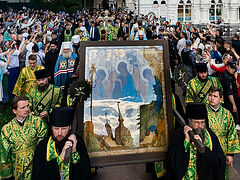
xmin=13 ymin=54 xmax=44 ymax=96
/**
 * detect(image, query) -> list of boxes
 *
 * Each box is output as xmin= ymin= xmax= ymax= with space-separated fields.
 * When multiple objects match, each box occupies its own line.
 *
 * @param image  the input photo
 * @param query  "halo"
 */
xmin=95 ymin=66 xmax=109 ymax=84
xmin=115 ymin=60 xmax=131 ymax=75
xmin=140 ymin=65 xmax=153 ymax=83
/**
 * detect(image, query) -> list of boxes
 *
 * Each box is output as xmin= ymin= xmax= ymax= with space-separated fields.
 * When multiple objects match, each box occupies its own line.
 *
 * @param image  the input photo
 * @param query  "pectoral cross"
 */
xmin=38 ymin=105 xmax=43 ymax=111
xmin=178 ymin=70 xmax=185 ymax=82
xmin=199 ymin=93 xmax=204 ymax=98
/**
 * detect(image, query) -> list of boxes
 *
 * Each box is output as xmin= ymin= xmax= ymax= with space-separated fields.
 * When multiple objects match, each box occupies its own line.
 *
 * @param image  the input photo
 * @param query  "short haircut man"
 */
xmin=12 ymin=54 xmax=44 ymax=97
xmin=29 ymin=54 xmax=37 ymax=61
xmin=207 ymin=87 xmax=240 ymax=180
xmin=0 ymin=96 xmax=47 ymax=179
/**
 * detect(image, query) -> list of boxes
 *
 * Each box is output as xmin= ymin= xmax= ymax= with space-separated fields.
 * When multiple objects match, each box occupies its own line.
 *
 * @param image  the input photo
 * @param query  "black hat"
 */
xmin=34 ymin=69 xmax=49 ymax=80
xmin=196 ymin=63 xmax=208 ymax=73
xmin=49 ymin=107 xmax=74 ymax=127
xmin=50 ymin=40 xmax=58 ymax=46
xmin=227 ymin=61 xmax=237 ymax=70
xmin=186 ymin=103 xmax=207 ymax=120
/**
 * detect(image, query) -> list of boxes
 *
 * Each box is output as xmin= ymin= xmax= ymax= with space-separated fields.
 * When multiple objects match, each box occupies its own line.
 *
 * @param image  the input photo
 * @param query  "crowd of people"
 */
xmin=0 ymin=6 xmax=240 ymax=180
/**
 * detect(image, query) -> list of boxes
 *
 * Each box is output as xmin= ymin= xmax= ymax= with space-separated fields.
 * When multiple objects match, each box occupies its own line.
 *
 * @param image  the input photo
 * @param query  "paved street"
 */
xmin=89 ymin=159 xmax=240 ymax=179
xmin=231 ymin=159 xmax=240 ymax=179
xmin=232 ymin=132 xmax=240 ymax=179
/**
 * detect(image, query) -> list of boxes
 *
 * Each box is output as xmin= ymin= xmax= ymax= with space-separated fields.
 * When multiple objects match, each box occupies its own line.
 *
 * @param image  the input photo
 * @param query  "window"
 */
xmin=153 ymin=1 xmax=158 ymax=4
xmin=209 ymin=1 xmax=222 ymax=22
xmin=161 ymin=0 xmax=166 ymax=4
xmin=239 ymin=7 xmax=240 ymax=20
xmin=178 ymin=0 xmax=191 ymax=22
xmin=185 ymin=1 xmax=191 ymax=21
xmin=209 ymin=4 xmax=215 ymax=21
xmin=216 ymin=4 xmax=222 ymax=20
xmin=178 ymin=3 xmax=184 ymax=21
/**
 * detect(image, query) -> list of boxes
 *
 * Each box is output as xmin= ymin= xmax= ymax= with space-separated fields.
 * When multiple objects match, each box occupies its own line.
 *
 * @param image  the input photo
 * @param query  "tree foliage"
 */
xmin=34 ymin=0 xmax=83 ymax=13
xmin=102 ymin=0 xmax=109 ymax=10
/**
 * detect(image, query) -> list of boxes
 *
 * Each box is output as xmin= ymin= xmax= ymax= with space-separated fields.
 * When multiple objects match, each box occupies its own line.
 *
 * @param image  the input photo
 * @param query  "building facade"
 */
xmin=131 ymin=0 xmax=240 ymax=24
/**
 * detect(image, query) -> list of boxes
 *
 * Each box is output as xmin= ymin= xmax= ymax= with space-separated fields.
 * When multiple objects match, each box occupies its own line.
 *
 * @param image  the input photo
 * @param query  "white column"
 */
xmin=191 ymin=3 xmax=200 ymax=24
xmin=222 ymin=1 xmax=229 ymax=23
xmin=168 ymin=4 xmax=178 ymax=25
xmin=229 ymin=0 xmax=239 ymax=24
xmin=200 ymin=0 xmax=210 ymax=24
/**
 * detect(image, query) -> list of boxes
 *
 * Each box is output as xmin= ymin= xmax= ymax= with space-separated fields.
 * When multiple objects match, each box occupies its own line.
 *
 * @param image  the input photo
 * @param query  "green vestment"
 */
xmin=27 ymin=84 xmax=62 ymax=117
xmin=46 ymin=136 xmax=80 ymax=180
xmin=183 ymin=129 xmax=212 ymax=180
xmin=185 ymin=76 xmax=222 ymax=104
xmin=112 ymin=27 xmax=119 ymax=40
xmin=207 ymin=104 xmax=240 ymax=180
xmin=0 ymin=115 xmax=47 ymax=179
xmin=106 ymin=24 xmax=114 ymax=41
xmin=97 ymin=26 xmax=105 ymax=38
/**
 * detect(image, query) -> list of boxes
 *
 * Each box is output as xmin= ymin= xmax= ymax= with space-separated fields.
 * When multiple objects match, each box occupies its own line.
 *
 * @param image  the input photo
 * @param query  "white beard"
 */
xmin=62 ymin=51 xmax=72 ymax=59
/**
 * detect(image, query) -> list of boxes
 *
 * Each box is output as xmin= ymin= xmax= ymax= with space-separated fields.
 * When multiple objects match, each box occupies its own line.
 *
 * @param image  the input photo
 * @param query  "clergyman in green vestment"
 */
xmin=185 ymin=63 xmax=222 ymax=104
xmin=27 ymin=69 xmax=62 ymax=120
xmin=167 ymin=103 xmax=226 ymax=180
xmin=207 ymin=87 xmax=240 ymax=180
xmin=0 ymin=96 xmax=47 ymax=179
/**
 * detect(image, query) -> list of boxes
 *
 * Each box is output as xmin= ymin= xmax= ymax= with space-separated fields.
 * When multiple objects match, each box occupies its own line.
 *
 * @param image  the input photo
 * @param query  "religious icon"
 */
xmin=79 ymin=41 xmax=172 ymax=166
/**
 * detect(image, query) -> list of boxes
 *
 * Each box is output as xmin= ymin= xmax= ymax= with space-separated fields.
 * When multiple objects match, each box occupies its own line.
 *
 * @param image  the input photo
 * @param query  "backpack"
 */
xmin=181 ymin=49 xmax=193 ymax=66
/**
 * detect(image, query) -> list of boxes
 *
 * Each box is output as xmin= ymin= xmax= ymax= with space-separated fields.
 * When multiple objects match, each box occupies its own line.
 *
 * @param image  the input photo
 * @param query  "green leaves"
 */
xmin=42 ymin=0 xmax=83 ymax=13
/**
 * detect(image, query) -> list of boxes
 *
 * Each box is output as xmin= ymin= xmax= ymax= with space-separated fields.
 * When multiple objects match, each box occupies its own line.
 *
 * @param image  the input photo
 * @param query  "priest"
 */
xmin=54 ymin=42 xmax=78 ymax=89
xmin=13 ymin=54 xmax=44 ymax=96
xmin=27 ymin=69 xmax=62 ymax=120
xmin=32 ymin=107 xmax=90 ymax=180
xmin=185 ymin=63 xmax=222 ymax=104
xmin=167 ymin=102 xmax=226 ymax=180
xmin=0 ymin=96 xmax=47 ymax=179
xmin=207 ymin=86 xmax=240 ymax=180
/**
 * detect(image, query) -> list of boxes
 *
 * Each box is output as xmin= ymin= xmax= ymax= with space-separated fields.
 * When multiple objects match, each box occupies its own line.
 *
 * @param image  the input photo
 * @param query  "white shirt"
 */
xmin=177 ymin=38 xmax=186 ymax=56
xmin=8 ymin=50 xmax=20 ymax=69
xmin=90 ymin=27 xmax=95 ymax=39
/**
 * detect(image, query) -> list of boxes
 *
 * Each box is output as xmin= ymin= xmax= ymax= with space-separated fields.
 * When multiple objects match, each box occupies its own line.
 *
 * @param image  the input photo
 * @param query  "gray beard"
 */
xmin=62 ymin=51 xmax=72 ymax=59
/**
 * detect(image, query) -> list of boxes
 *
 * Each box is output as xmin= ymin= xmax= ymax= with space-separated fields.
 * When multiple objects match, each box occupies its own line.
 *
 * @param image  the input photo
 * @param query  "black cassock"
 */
xmin=32 ymin=135 xmax=90 ymax=180
xmin=167 ymin=128 xmax=226 ymax=180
